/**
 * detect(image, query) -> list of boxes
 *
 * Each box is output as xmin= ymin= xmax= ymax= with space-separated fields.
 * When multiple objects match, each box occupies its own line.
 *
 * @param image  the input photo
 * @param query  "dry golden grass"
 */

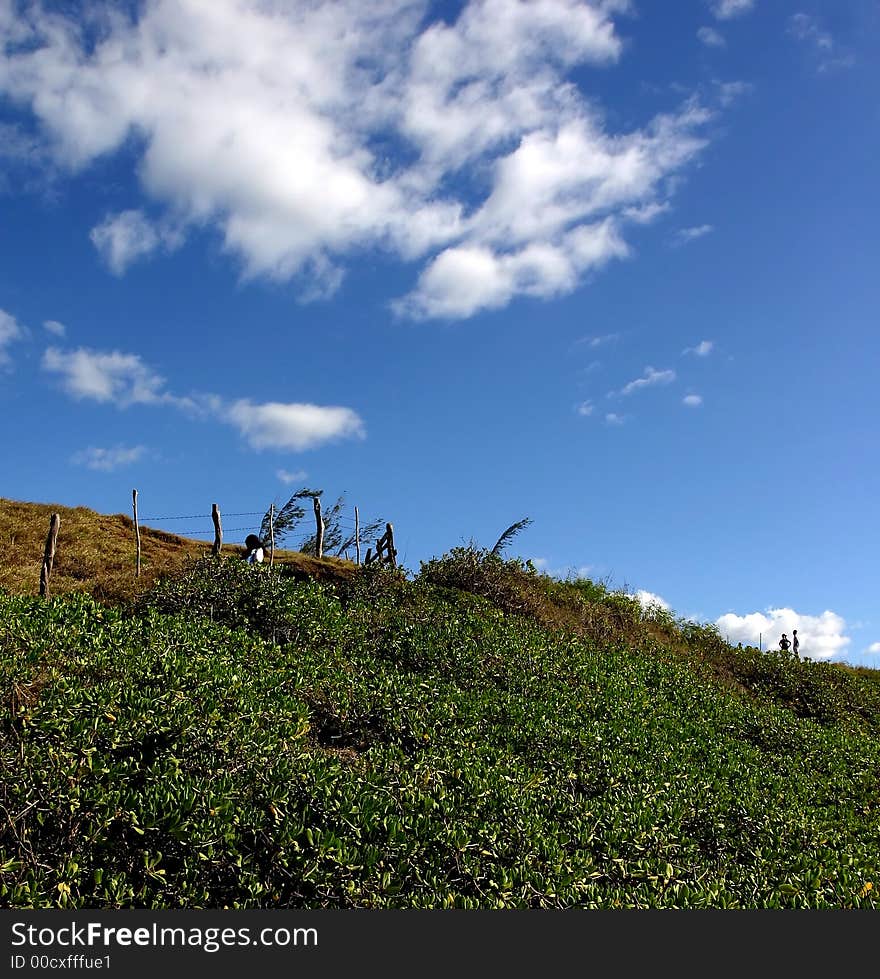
xmin=0 ymin=498 xmax=356 ymax=605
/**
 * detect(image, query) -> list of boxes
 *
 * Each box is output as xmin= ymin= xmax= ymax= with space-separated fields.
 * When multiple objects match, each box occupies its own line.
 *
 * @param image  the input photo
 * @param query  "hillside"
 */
xmin=1 ymin=500 xmax=878 ymax=909
xmin=0 ymin=497 xmax=355 ymax=604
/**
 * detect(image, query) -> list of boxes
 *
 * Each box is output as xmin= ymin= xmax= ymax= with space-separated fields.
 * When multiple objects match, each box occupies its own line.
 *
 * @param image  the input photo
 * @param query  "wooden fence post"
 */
xmin=385 ymin=522 xmax=397 ymax=568
xmin=354 ymin=506 xmax=361 ymax=565
xmin=132 ymin=489 xmax=141 ymax=578
xmin=39 ymin=512 xmax=60 ymax=598
xmin=212 ymin=503 xmax=222 ymax=556
xmin=269 ymin=503 xmax=275 ymax=570
xmin=314 ymin=497 xmax=324 ymax=559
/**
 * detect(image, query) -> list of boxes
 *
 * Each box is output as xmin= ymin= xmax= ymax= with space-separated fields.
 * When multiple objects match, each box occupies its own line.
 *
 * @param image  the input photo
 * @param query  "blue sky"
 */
xmin=1 ymin=0 xmax=878 ymax=665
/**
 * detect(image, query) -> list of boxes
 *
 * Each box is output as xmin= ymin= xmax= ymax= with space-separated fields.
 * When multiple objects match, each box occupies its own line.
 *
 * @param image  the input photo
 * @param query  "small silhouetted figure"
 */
xmin=792 ymin=629 xmax=799 ymax=655
xmin=244 ymin=533 xmax=265 ymax=564
xmin=779 ymin=633 xmax=791 ymax=653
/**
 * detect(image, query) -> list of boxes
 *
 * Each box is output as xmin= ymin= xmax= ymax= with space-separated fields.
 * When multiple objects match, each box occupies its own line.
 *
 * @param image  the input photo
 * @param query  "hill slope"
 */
xmin=1 ymin=501 xmax=878 ymax=909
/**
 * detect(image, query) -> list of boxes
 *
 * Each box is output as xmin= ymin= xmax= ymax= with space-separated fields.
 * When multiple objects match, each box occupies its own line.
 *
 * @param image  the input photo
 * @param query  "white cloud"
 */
xmin=42 ymin=346 xmax=175 ymax=406
xmin=43 ymin=344 xmax=364 ymax=453
xmin=715 ymin=80 xmax=753 ymax=107
xmin=0 ymin=308 xmax=24 ymax=365
xmin=697 ymin=27 xmax=725 ymax=48
xmin=788 ymin=13 xmax=834 ymax=51
xmin=579 ymin=332 xmax=619 ymax=348
xmin=619 ymin=365 xmax=676 ymax=396
xmin=711 ymin=0 xmax=754 ymax=20
xmin=90 ymin=210 xmax=183 ymax=275
xmin=577 ymin=400 xmax=594 ymax=416
xmin=605 ymin=412 xmax=625 ymax=425
xmin=866 ymin=642 xmax=880 ymax=655
xmin=43 ymin=319 xmax=66 ymax=337
xmin=673 ymin=224 xmax=713 ymax=246
xmin=787 ymin=13 xmax=854 ymax=72
xmin=0 ymin=0 xmax=715 ymax=320
xmin=715 ymin=608 xmax=851 ymax=661
xmin=277 ymin=468 xmax=308 ymax=485
xmin=72 ymin=445 xmax=147 ymax=471
xmin=682 ymin=394 xmax=703 ymax=407
xmin=683 ymin=339 xmax=714 ymax=356
xmin=226 ymin=400 xmax=365 ymax=452
xmin=630 ymin=589 xmax=670 ymax=611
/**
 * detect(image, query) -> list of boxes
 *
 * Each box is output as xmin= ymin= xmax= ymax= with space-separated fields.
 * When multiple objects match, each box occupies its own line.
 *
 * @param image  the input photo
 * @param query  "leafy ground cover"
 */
xmin=1 ymin=552 xmax=878 ymax=909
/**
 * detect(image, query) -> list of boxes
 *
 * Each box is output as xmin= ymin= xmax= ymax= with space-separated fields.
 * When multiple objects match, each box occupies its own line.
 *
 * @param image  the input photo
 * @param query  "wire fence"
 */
xmin=137 ymin=504 xmax=365 ymax=552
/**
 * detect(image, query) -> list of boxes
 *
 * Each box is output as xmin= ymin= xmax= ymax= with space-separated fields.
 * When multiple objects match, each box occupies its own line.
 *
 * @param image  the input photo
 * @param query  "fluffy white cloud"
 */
xmin=42 ymin=346 xmax=177 ymax=406
xmin=90 ymin=210 xmax=183 ymax=275
xmin=633 ymin=589 xmax=670 ymax=610
xmin=715 ymin=607 xmax=851 ymax=661
xmin=866 ymin=642 xmax=880 ymax=655
xmin=682 ymin=394 xmax=703 ymax=406
xmin=711 ymin=0 xmax=754 ymax=20
xmin=277 ymin=468 xmax=308 ymax=485
xmin=697 ymin=26 xmax=725 ymax=47
xmin=0 ymin=0 xmax=717 ymax=319
xmin=72 ymin=445 xmax=147 ymax=471
xmin=619 ymin=366 xmax=676 ymax=396
xmin=683 ymin=339 xmax=713 ymax=356
xmin=226 ymin=400 xmax=365 ymax=452
xmin=0 ymin=308 xmax=24 ymax=365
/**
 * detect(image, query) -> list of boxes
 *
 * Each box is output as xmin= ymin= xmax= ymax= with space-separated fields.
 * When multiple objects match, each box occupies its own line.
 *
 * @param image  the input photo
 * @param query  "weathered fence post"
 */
xmin=39 ymin=512 xmax=60 ymax=598
xmin=354 ymin=506 xmax=361 ymax=565
xmin=132 ymin=489 xmax=141 ymax=578
xmin=385 ymin=522 xmax=397 ymax=568
xmin=269 ymin=503 xmax=275 ymax=570
xmin=314 ymin=497 xmax=324 ymax=559
xmin=211 ymin=503 xmax=222 ymax=556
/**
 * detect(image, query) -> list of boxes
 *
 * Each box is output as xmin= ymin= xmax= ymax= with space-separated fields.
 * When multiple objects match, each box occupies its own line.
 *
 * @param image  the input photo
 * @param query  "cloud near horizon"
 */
xmin=42 ymin=345 xmax=365 ymax=454
xmin=0 ymin=0 xmax=721 ymax=319
xmin=715 ymin=607 xmax=850 ymax=661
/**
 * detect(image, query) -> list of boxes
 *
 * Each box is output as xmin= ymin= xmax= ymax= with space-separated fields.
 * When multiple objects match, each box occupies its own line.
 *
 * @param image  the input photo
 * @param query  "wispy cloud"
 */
xmin=682 ymin=394 xmax=703 ymax=407
xmin=90 ymin=210 xmax=183 ymax=276
xmin=672 ymin=224 xmax=713 ymax=246
xmin=697 ymin=26 xmax=726 ymax=48
xmin=711 ymin=0 xmax=755 ymax=20
xmin=605 ymin=412 xmax=626 ymax=425
xmin=42 ymin=345 xmax=365 ymax=453
xmin=71 ymin=445 xmax=147 ymax=472
xmin=577 ymin=332 xmax=620 ymax=349
xmin=787 ymin=13 xmax=854 ymax=72
xmin=0 ymin=1 xmax=716 ymax=320
xmin=0 ymin=308 xmax=24 ymax=366
xmin=43 ymin=319 xmax=66 ymax=337
xmin=277 ymin=468 xmax=308 ymax=485
xmin=683 ymin=339 xmax=714 ymax=356
xmin=714 ymin=80 xmax=754 ymax=107
xmin=716 ymin=607 xmax=850 ymax=661
xmin=576 ymin=400 xmax=594 ymax=417
xmin=619 ymin=366 xmax=676 ymax=396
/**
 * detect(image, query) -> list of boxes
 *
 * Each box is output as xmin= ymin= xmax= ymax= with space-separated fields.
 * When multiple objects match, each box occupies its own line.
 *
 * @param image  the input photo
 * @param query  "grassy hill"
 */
xmin=1 ymin=500 xmax=878 ymax=909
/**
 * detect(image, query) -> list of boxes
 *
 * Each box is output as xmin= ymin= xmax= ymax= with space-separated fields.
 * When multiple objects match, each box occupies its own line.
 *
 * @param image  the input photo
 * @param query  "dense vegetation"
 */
xmin=2 ymin=538 xmax=878 ymax=909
